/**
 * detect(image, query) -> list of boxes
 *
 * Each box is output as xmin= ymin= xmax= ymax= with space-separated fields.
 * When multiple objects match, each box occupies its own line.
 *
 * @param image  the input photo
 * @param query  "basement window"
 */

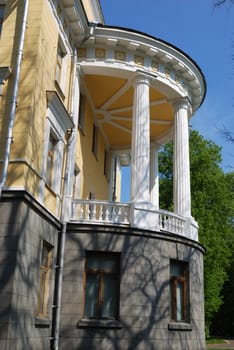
xmin=83 ymin=251 xmax=120 ymax=320
xmin=36 ymin=241 xmax=53 ymax=319
xmin=170 ymin=260 xmax=189 ymax=323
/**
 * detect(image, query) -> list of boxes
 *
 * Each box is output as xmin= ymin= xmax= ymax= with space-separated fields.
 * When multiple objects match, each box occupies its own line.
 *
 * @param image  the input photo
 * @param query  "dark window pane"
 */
xmin=176 ymin=281 xmax=184 ymax=321
xmin=84 ymin=274 xmax=99 ymax=318
xmin=102 ymin=274 xmax=118 ymax=318
xmin=170 ymin=262 xmax=184 ymax=277
xmin=41 ymin=244 xmax=50 ymax=267
xmin=37 ymin=269 xmax=47 ymax=314
xmin=86 ymin=253 xmax=118 ymax=273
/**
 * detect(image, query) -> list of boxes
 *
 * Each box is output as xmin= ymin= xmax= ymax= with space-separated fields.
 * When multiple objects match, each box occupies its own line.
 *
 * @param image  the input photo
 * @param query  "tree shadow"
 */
xmin=59 ymin=224 xmax=206 ymax=350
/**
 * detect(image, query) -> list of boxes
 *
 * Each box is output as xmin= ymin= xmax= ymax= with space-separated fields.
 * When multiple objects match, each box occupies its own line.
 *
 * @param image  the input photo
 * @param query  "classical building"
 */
xmin=0 ymin=0 xmax=206 ymax=349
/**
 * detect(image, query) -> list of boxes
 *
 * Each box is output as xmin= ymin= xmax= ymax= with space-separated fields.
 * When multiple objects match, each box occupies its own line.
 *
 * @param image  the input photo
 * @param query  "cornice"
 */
xmin=77 ymin=25 xmax=206 ymax=112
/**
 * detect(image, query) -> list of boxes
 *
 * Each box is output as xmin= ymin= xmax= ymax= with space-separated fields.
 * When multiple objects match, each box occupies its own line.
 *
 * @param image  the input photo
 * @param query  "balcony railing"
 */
xmin=70 ymin=199 xmax=198 ymax=241
xmin=71 ymin=200 xmax=130 ymax=225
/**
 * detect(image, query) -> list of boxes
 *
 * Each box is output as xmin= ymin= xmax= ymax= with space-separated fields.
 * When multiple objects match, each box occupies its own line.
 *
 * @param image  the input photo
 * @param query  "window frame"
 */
xmin=78 ymin=93 xmax=86 ymax=134
xmin=36 ymin=241 xmax=53 ymax=319
xmin=83 ymin=251 xmax=120 ymax=320
xmin=0 ymin=4 xmax=5 ymax=36
xmin=45 ymin=132 xmax=57 ymax=187
xmin=92 ymin=124 xmax=99 ymax=159
xmin=170 ymin=260 xmax=189 ymax=323
xmin=104 ymin=149 xmax=110 ymax=180
xmin=54 ymin=38 xmax=67 ymax=96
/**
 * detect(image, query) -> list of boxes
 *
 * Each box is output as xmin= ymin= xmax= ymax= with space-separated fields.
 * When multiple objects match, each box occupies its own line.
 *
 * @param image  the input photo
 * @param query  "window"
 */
xmin=46 ymin=133 xmax=57 ymax=187
xmin=55 ymin=42 xmax=64 ymax=84
xmin=37 ymin=241 xmax=53 ymax=318
xmin=92 ymin=124 xmax=99 ymax=158
xmin=83 ymin=252 xmax=120 ymax=319
xmin=0 ymin=5 xmax=4 ymax=36
xmin=78 ymin=93 xmax=86 ymax=133
xmin=55 ymin=39 xmax=67 ymax=95
xmin=104 ymin=149 xmax=110 ymax=179
xmin=170 ymin=260 xmax=189 ymax=322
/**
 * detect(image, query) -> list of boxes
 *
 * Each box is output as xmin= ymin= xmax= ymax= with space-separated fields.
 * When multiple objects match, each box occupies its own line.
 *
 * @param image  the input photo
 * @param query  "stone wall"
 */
xmin=0 ymin=191 xmax=60 ymax=350
xmin=60 ymin=224 xmax=206 ymax=350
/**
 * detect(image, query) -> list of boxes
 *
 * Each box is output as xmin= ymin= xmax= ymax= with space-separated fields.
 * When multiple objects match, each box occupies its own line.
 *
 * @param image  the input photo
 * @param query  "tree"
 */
xmin=218 ymin=124 xmax=234 ymax=143
xmin=214 ymin=0 xmax=234 ymax=6
xmin=159 ymin=130 xmax=234 ymax=336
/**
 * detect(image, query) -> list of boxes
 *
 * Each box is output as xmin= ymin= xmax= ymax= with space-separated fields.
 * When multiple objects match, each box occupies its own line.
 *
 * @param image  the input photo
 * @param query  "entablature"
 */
xmin=77 ymin=25 xmax=206 ymax=113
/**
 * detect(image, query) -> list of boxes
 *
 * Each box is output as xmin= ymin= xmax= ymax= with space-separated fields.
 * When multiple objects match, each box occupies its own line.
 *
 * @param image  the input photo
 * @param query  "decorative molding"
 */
xmin=77 ymin=48 xmax=87 ymax=58
xmin=134 ymin=55 xmax=144 ymax=66
xmin=95 ymin=48 xmax=106 ymax=59
xmin=114 ymin=50 xmax=126 ymax=61
xmin=46 ymin=91 xmax=74 ymax=132
xmin=76 ymin=24 xmax=206 ymax=110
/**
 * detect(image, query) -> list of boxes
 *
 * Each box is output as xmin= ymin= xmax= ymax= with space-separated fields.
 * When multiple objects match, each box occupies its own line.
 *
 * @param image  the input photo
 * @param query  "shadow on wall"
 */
xmin=59 ymin=225 xmax=205 ymax=350
xmin=0 ymin=199 xmax=37 ymax=349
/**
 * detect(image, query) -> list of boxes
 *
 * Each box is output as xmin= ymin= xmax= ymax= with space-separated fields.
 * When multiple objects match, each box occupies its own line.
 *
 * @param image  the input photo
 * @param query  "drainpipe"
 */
xmin=0 ymin=0 xmax=29 ymax=197
xmin=51 ymin=131 xmax=73 ymax=350
xmin=51 ymin=22 xmax=97 ymax=350
xmin=51 ymin=77 xmax=75 ymax=350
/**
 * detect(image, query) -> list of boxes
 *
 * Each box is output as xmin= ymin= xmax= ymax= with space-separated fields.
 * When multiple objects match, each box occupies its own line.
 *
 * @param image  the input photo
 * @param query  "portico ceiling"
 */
xmin=84 ymin=74 xmax=174 ymax=150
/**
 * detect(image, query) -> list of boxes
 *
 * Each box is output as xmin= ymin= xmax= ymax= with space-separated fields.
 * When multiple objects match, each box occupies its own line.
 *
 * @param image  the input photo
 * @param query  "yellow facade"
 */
xmin=0 ymin=0 xmax=113 ymax=215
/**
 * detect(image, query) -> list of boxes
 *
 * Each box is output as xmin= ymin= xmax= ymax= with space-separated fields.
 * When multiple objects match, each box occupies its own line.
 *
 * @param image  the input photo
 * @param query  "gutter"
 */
xmin=0 ymin=0 xmax=29 ymax=197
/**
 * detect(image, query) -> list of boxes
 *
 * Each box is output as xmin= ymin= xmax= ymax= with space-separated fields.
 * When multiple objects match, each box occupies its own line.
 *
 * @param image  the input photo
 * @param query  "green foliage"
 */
xmin=159 ymin=130 xmax=234 ymax=336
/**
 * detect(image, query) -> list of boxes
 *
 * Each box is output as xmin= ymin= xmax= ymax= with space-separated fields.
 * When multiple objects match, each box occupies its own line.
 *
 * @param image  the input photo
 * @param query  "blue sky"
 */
xmin=101 ymin=0 xmax=234 ymax=172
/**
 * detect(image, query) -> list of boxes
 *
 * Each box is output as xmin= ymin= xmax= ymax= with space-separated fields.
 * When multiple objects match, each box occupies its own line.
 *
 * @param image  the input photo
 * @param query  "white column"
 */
xmin=150 ymin=144 xmax=159 ymax=209
xmin=173 ymin=99 xmax=192 ymax=218
xmin=131 ymin=74 xmax=151 ymax=204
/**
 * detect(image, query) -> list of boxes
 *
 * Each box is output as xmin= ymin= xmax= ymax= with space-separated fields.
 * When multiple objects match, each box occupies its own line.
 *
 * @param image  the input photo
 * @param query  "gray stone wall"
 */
xmin=60 ymin=224 xmax=206 ymax=350
xmin=0 ymin=192 xmax=60 ymax=350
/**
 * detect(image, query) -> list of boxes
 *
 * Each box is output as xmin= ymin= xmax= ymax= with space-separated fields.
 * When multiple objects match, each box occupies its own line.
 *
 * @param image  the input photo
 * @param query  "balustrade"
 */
xmin=70 ymin=199 xmax=196 ymax=240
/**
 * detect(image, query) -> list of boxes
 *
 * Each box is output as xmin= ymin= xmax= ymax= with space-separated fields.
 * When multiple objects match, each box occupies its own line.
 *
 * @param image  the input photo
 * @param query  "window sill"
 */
xmin=78 ymin=319 xmax=123 ymax=329
xmin=168 ymin=322 xmax=192 ymax=331
xmin=35 ymin=316 xmax=51 ymax=328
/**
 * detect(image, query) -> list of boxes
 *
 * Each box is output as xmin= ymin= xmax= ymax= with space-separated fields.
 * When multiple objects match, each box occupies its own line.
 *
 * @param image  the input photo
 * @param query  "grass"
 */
xmin=206 ymin=338 xmax=226 ymax=344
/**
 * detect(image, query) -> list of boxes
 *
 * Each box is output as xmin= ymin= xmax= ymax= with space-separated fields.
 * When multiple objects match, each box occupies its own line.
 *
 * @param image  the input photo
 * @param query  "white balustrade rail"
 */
xmin=158 ymin=210 xmax=185 ymax=235
xmin=71 ymin=199 xmax=130 ymax=225
xmin=70 ymin=199 xmax=197 ymax=240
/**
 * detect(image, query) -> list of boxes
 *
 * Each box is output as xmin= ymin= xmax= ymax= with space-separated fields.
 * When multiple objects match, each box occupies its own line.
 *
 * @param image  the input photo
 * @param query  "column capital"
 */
xmin=171 ymin=98 xmax=192 ymax=114
xmin=133 ymin=72 xmax=151 ymax=87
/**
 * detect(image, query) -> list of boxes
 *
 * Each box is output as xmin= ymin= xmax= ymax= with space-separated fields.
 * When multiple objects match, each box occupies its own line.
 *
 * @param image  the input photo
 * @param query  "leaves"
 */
xmin=159 ymin=130 xmax=234 ymax=335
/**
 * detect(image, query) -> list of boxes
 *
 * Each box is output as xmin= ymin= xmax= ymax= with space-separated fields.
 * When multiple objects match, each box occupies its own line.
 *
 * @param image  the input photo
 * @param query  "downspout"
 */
xmin=0 ymin=0 xmax=29 ymax=197
xmin=51 ymin=22 xmax=97 ymax=350
xmin=51 ymin=129 xmax=73 ymax=350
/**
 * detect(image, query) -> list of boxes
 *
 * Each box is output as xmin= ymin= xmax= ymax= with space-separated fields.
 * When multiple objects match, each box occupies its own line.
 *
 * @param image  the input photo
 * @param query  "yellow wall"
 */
xmin=76 ymin=97 xmax=110 ymax=200
xmin=0 ymin=0 xmax=73 ymax=214
xmin=0 ymin=0 xmax=110 ymax=215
